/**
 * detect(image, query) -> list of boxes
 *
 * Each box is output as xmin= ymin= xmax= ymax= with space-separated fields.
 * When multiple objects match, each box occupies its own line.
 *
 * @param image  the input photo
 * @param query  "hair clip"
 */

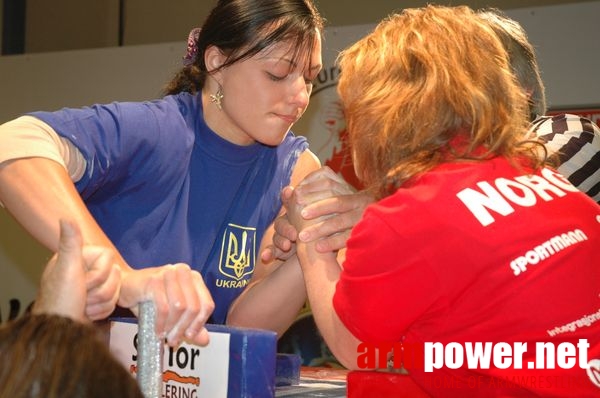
xmin=183 ymin=28 xmax=201 ymax=66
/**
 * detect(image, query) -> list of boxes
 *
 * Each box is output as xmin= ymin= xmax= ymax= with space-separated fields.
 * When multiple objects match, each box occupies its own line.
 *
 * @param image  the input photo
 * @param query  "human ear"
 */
xmin=204 ymin=45 xmax=226 ymax=75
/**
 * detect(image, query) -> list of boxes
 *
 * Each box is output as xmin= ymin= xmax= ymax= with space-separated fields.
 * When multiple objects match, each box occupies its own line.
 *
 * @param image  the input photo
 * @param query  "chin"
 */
xmin=258 ymin=131 xmax=288 ymax=147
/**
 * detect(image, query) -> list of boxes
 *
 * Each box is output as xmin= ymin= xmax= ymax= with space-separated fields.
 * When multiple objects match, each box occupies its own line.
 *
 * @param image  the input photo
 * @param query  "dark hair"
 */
xmin=163 ymin=0 xmax=324 ymax=95
xmin=477 ymin=8 xmax=547 ymax=121
xmin=0 ymin=314 xmax=144 ymax=398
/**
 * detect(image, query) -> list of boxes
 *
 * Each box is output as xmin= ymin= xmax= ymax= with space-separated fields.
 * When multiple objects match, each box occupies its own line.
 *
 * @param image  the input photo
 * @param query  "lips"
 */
xmin=277 ymin=113 xmax=300 ymax=124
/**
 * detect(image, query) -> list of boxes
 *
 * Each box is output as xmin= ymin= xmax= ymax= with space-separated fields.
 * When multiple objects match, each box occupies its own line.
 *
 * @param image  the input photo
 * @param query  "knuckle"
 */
xmin=204 ymin=300 xmax=215 ymax=316
xmin=175 ymin=263 xmax=192 ymax=272
xmin=155 ymin=300 xmax=170 ymax=317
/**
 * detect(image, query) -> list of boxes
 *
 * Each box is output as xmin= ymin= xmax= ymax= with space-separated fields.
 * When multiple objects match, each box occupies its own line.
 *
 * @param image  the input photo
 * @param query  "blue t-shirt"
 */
xmin=31 ymin=92 xmax=308 ymax=323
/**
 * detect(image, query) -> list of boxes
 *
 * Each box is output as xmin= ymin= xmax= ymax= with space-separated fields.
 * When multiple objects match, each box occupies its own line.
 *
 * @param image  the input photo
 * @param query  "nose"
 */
xmin=289 ymin=75 xmax=311 ymax=110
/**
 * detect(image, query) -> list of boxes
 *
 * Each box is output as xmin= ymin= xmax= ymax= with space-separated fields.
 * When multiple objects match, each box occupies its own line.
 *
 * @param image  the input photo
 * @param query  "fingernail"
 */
xmin=166 ymin=329 xmax=180 ymax=346
xmin=299 ymin=231 xmax=310 ymax=242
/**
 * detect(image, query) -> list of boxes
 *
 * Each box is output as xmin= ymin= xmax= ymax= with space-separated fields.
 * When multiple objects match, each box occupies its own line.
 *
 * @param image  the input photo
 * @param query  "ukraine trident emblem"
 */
xmin=218 ymin=223 xmax=256 ymax=281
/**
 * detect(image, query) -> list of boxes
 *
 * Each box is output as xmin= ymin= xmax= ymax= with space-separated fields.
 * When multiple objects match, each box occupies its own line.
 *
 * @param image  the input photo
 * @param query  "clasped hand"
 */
xmin=34 ymin=219 xmax=214 ymax=347
xmin=262 ymin=166 xmax=373 ymax=261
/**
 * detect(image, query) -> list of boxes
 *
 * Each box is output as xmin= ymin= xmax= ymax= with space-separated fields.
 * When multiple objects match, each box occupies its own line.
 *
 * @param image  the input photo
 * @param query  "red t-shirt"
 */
xmin=333 ymin=157 xmax=600 ymax=397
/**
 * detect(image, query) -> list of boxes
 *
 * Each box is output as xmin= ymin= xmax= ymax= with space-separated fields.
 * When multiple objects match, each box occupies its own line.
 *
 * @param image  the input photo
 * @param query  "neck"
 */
xmin=201 ymin=90 xmax=255 ymax=146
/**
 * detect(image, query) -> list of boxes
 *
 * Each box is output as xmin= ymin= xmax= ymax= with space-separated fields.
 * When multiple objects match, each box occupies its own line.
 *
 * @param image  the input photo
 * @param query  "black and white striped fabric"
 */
xmin=531 ymin=113 xmax=600 ymax=203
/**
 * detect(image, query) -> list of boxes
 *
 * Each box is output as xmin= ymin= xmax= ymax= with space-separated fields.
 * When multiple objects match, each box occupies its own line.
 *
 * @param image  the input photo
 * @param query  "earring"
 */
xmin=210 ymin=86 xmax=224 ymax=110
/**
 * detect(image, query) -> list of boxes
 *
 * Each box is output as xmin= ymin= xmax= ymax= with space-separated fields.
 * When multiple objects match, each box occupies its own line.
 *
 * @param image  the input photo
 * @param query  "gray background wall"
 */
xmin=6 ymin=0 xmax=594 ymax=53
xmin=0 ymin=0 xmax=582 ymax=53
xmin=0 ymin=0 xmax=599 ymax=319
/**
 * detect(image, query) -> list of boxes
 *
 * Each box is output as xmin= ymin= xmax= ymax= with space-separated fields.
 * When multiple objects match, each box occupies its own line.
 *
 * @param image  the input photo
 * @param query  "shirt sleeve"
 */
xmin=332 ymin=203 xmax=443 ymax=344
xmin=0 ymin=115 xmax=86 ymax=181
xmin=28 ymin=99 xmax=194 ymax=200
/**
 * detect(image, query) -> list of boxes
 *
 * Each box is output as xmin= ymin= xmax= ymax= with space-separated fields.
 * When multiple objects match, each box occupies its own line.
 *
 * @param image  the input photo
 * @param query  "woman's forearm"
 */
xmin=0 ymin=157 xmax=216 ymax=345
xmin=227 ymin=254 xmax=307 ymax=337
xmin=296 ymin=241 xmax=362 ymax=369
xmin=0 ymin=157 xmax=130 ymax=270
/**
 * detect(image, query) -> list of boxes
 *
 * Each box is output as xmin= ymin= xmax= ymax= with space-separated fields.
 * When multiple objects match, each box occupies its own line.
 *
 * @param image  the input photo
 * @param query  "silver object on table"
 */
xmin=137 ymin=301 xmax=163 ymax=398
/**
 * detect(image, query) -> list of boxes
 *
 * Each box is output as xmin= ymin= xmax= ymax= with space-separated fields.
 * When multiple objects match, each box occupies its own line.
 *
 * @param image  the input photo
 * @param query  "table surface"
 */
xmin=275 ymin=367 xmax=348 ymax=397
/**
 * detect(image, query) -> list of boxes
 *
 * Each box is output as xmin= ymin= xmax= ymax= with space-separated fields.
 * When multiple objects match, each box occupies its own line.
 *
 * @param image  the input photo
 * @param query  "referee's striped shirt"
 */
xmin=530 ymin=114 xmax=600 ymax=204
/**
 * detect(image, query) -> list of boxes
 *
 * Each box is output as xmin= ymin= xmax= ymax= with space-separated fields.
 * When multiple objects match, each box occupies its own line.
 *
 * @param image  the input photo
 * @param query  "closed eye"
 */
xmin=266 ymin=72 xmax=286 ymax=81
